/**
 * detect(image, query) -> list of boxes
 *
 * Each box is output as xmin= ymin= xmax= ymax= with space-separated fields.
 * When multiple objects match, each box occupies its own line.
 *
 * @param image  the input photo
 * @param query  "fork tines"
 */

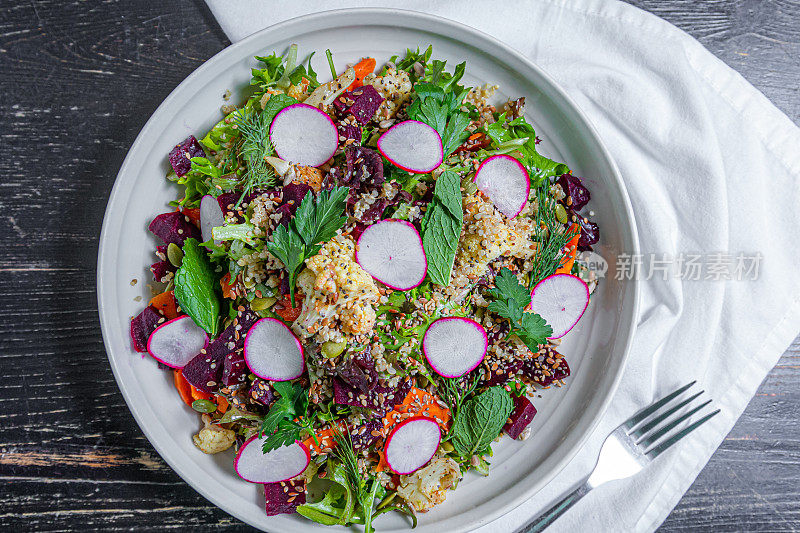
xmin=624 ymin=381 xmax=720 ymax=458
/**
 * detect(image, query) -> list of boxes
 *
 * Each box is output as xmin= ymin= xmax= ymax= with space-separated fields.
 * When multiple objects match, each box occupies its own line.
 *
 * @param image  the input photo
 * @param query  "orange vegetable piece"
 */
xmin=555 ymin=223 xmax=582 ymax=275
xmin=173 ymin=370 xmax=193 ymax=406
xmin=220 ymin=272 xmax=238 ymax=299
xmin=216 ymin=396 xmax=229 ymax=414
xmin=346 ymin=57 xmax=376 ymax=91
xmin=190 ymin=385 xmax=211 ymax=402
xmin=302 ymin=425 xmax=339 ymax=455
xmin=274 ymin=295 xmax=302 ymax=322
xmin=182 ymin=207 xmax=201 ymax=227
xmin=149 ymin=291 xmax=179 ymax=320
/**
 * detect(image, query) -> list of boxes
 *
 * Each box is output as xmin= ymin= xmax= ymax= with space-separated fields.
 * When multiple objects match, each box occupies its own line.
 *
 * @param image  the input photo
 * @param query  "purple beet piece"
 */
xmin=264 ymin=478 xmax=306 ymax=516
xmin=333 ymin=86 xmax=384 ymax=124
xmin=221 ymin=352 xmax=248 ymax=387
xmin=206 ymin=309 xmax=260 ymax=358
xmin=557 ymin=174 xmax=590 ymax=211
xmin=155 ymin=245 xmax=168 ymax=261
xmin=351 ymin=418 xmax=383 ymax=450
xmin=503 ymin=395 xmax=537 ymax=439
xmin=150 ymin=260 xmax=176 ymax=283
xmin=148 ymin=211 xmax=202 ymax=247
xmin=249 ymin=378 xmax=276 ymax=407
xmin=484 ymin=359 xmax=523 ymax=387
xmin=182 ymin=351 xmax=224 ymax=393
xmin=278 ymin=183 xmax=313 ymax=226
xmin=168 ymin=135 xmax=205 ymax=177
xmin=344 ymin=145 xmax=384 ymax=187
xmin=336 ymin=355 xmax=377 ymax=393
xmin=577 ymin=217 xmax=599 ymax=250
xmin=130 ymin=306 xmax=162 ymax=353
xmin=521 ymin=348 xmax=570 ymax=386
xmin=333 ymin=377 xmax=411 ymax=414
xmin=217 ymin=192 xmax=240 ymax=217
xmin=337 ymin=115 xmax=362 ymax=147
xmin=349 ymin=223 xmax=368 ymax=242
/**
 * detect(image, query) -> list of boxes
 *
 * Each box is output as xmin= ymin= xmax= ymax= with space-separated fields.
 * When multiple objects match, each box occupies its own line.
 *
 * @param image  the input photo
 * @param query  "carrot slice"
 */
xmin=149 ymin=291 xmax=179 ymax=320
xmin=220 ymin=273 xmax=237 ymax=299
xmin=173 ymin=370 xmax=193 ymax=406
xmin=216 ymin=396 xmax=229 ymax=414
xmin=190 ymin=385 xmax=211 ymax=402
xmin=346 ymin=57 xmax=376 ymax=90
xmin=182 ymin=207 xmax=201 ymax=227
xmin=555 ymin=223 xmax=581 ymax=275
xmin=274 ymin=295 xmax=302 ymax=322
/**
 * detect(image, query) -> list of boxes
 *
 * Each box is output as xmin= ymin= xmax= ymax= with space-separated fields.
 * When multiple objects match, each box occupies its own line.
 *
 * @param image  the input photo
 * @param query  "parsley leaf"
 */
xmin=260 ymin=381 xmax=313 ymax=454
xmin=450 ymin=386 xmax=513 ymax=457
xmin=266 ymin=186 xmax=349 ymax=306
xmin=488 ymin=267 xmax=553 ymax=352
xmin=173 ymin=238 xmax=220 ymax=336
xmin=421 ymin=171 xmax=463 ymax=286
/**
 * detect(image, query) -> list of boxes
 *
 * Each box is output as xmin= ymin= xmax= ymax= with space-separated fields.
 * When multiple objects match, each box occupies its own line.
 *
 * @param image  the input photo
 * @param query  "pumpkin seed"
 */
xmin=321 ymin=340 xmax=347 ymax=359
xmin=192 ymin=399 xmax=217 ymax=413
xmin=461 ymin=177 xmax=478 ymax=195
xmin=555 ymin=203 xmax=568 ymax=224
xmin=250 ymin=296 xmax=277 ymax=311
xmin=441 ymin=441 xmax=455 ymax=453
xmin=167 ymin=243 xmax=183 ymax=267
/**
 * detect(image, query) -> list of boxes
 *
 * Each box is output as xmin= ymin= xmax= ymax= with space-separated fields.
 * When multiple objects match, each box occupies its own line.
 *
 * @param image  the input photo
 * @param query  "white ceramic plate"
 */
xmin=97 ymin=8 xmax=639 ymax=533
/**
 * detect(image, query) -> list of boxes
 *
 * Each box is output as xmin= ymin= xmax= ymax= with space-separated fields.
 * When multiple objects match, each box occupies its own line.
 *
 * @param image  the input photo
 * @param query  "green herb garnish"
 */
xmin=406 ymin=76 xmax=471 ymax=158
xmin=529 ymin=186 xmax=579 ymax=286
xmin=266 ymin=186 xmax=349 ymax=306
xmin=173 ymin=238 xmax=220 ymax=336
xmin=488 ymin=267 xmax=553 ymax=352
xmin=449 ymin=386 xmax=514 ymax=457
xmin=259 ymin=381 xmax=316 ymax=453
xmin=331 ymin=429 xmax=384 ymax=533
xmin=421 ymin=170 xmax=463 ymax=286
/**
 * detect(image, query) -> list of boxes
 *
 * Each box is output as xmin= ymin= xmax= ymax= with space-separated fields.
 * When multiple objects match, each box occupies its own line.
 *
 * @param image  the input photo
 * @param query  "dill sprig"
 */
xmin=332 ymin=427 xmax=382 ymax=533
xmin=233 ymin=109 xmax=277 ymax=206
xmin=529 ymin=184 xmax=580 ymax=289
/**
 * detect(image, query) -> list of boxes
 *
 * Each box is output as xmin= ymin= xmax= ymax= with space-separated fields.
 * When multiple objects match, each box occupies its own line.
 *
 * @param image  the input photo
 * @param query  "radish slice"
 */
xmin=384 ymin=417 xmax=441 ymax=475
xmin=473 ymin=154 xmax=530 ymax=218
xmin=377 ymin=120 xmax=443 ymax=173
xmin=423 ymin=317 xmax=488 ymax=378
xmin=269 ymin=103 xmax=338 ymax=167
xmin=355 ymin=219 xmax=427 ymax=290
xmin=234 ymin=437 xmax=310 ymax=483
xmin=244 ymin=318 xmax=305 ymax=381
xmin=146 ymin=315 xmax=209 ymax=369
xmin=530 ymin=274 xmax=590 ymax=339
xmin=200 ymin=194 xmax=224 ymax=244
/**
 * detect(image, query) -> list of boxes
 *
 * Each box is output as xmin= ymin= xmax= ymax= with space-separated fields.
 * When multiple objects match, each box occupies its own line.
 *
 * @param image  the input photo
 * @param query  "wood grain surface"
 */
xmin=0 ymin=0 xmax=797 ymax=531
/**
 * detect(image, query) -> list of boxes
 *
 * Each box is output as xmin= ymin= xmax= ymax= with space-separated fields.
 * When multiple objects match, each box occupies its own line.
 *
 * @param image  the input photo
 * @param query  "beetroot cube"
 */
xmin=351 ymin=418 xmax=382 ymax=450
xmin=168 ymin=135 xmax=205 ymax=177
xmin=337 ymin=115 xmax=362 ymax=147
xmin=344 ymin=145 xmax=383 ymax=187
xmin=130 ymin=306 xmax=162 ymax=352
xmin=484 ymin=359 xmax=523 ymax=387
xmin=264 ymin=478 xmax=305 ymax=515
xmin=249 ymin=378 xmax=275 ymax=407
xmin=521 ymin=348 xmax=570 ymax=386
xmin=334 ymin=86 xmax=384 ymax=124
xmin=148 ymin=211 xmax=201 ymax=247
xmin=504 ymin=395 xmax=537 ymax=439
xmin=221 ymin=352 xmax=248 ymax=387
xmin=182 ymin=351 xmax=224 ymax=393
xmin=150 ymin=260 xmax=176 ymax=283
xmin=206 ymin=309 xmax=260 ymax=358
xmin=333 ymin=377 xmax=411 ymax=415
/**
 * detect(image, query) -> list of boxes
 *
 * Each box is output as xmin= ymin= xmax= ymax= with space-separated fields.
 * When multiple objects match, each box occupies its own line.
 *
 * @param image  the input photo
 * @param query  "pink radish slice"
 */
xmin=377 ymin=120 xmax=444 ymax=173
xmin=244 ymin=318 xmax=305 ymax=381
xmin=200 ymin=194 xmax=224 ymax=244
xmin=234 ymin=437 xmax=310 ymax=483
xmin=355 ymin=219 xmax=427 ymax=290
xmin=473 ymin=154 xmax=530 ymax=218
xmin=423 ymin=317 xmax=487 ymax=378
xmin=384 ymin=417 xmax=441 ymax=475
xmin=146 ymin=315 xmax=209 ymax=369
xmin=269 ymin=103 xmax=338 ymax=167
xmin=530 ymin=274 xmax=590 ymax=339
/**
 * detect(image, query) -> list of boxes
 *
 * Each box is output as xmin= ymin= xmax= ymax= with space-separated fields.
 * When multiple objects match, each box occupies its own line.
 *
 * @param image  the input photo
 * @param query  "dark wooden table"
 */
xmin=1 ymin=1 xmax=797 ymax=530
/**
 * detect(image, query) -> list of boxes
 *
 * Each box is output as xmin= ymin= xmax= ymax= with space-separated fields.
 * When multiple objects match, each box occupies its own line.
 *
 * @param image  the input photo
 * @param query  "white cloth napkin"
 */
xmin=205 ymin=0 xmax=800 ymax=530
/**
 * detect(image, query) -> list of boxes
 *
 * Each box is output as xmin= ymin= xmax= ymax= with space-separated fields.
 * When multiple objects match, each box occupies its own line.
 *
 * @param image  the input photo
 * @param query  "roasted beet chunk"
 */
xmin=333 ymin=377 xmax=411 ymax=415
xmin=130 ymin=306 xmax=162 ymax=352
xmin=264 ymin=478 xmax=306 ymax=516
xmin=277 ymin=183 xmax=313 ymax=226
xmin=336 ymin=349 xmax=378 ymax=393
xmin=249 ymin=378 xmax=275 ymax=407
xmin=150 ymin=260 xmax=176 ymax=283
xmin=333 ymin=85 xmax=384 ymax=125
xmin=148 ymin=211 xmax=201 ymax=247
xmin=504 ymin=395 xmax=537 ymax=439
xmin=521 ymin=347 xmax=570 ymax=386
xmin=484 ymin=359 xmax=523 ymax=387
xmin=343 ymin=145 xmax=384 ymax=188
xmin=351 ymin=418 xmax=383 ymax=450
xmin=337 ymin=115 xmax=362 ymax=147
xmin=168 ymin=135 xmax=205 ymax=177
xmin=182 ymin=351 xmax=224 ymax=393
xmin=221 ymin=352 xmax=248 ymax=387
xmin=557 ymin=174 xmax=590 ymax=211
xmin=577 ymin=217 xmax=599 ymax=251
xmin=206 ymin=309 xmax=260 ymax=358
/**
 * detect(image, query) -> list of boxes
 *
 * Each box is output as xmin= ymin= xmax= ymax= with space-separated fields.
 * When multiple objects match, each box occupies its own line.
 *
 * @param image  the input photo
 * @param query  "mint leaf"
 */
xmin=450 ymin=386 xmax=513 ymax=457
xmin=434 ymin=170 xmax=463 ymax=219
xmin=173 ymin=238 xmax=220 ymax=336
xmin=422 ymin=171 xmax=463 ymax=286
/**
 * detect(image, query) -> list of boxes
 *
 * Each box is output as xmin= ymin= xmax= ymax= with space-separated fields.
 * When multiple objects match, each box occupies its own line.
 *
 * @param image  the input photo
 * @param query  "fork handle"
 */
xmin=519 ymin=480 xmax=592 ymax=532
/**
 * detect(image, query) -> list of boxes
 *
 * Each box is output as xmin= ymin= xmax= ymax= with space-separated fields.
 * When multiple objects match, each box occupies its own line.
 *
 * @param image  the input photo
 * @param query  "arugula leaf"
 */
xmin=200 ymin=108 xmax=245 ymax=152
xmin=266 ymin=186 xmax=349 ymax=305
xmin=421 ymin=171 xmax=463 ymax=286
xmin=488 ymin=267 xmax=553 ymax=352
xmin=173 ymin=238 xmax=220 ymax=336
xmin=450 ymin=386 xmax=513 ymax=457
xmin=297 ymin=460 xmax=355 ymax=526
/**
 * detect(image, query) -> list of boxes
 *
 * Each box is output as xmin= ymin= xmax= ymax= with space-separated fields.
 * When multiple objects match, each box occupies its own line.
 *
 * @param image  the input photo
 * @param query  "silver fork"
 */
xmin=520 ymin=381 xmax=720 ymax=532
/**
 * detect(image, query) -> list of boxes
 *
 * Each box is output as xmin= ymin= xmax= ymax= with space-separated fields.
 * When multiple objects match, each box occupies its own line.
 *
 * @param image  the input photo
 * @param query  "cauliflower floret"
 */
xmin=293 ymin=235 xmax=380 ymax=341
xmin=363 ymin=68 xmax=412 ymax=120
xmin=397 ymin=455 xmax=461 ymax=512
xmin=192 ymin=414 xmax=236 ymax=454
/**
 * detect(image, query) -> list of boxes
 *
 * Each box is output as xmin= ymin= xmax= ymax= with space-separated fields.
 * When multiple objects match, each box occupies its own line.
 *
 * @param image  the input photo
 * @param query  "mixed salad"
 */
xmin=129 ymin=45 xmax=600 ymax=530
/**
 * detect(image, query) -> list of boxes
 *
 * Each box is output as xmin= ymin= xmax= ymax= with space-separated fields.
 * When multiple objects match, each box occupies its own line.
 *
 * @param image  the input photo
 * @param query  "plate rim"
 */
xmin=97 ymin=7 xmax=640 ymax=531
